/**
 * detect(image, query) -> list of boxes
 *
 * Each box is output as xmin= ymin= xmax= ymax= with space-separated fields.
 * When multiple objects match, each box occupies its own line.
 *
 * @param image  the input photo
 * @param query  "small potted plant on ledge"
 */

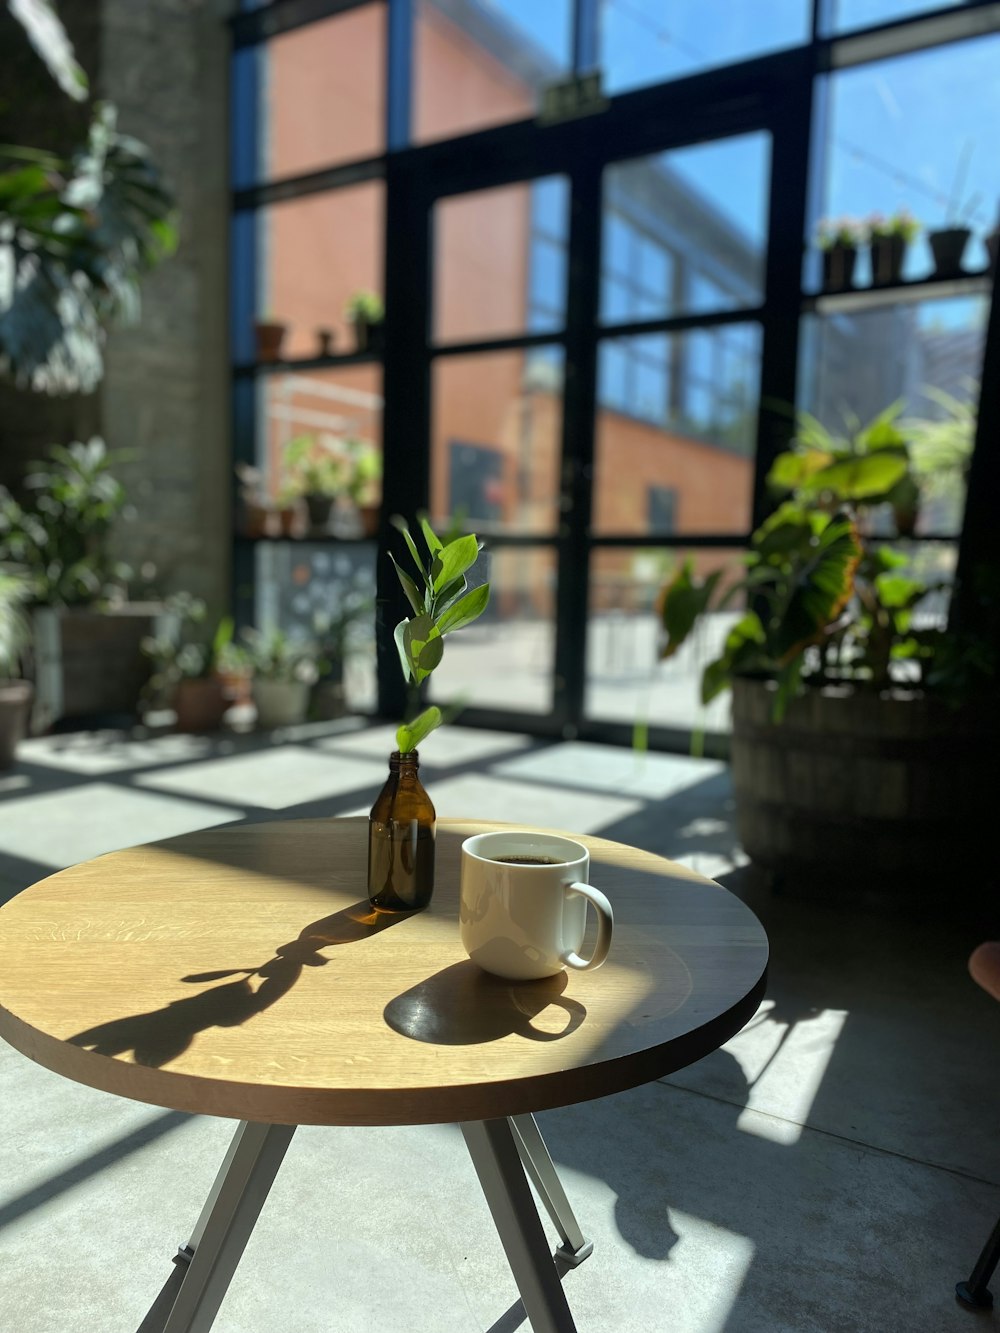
xmin=310 ymin=578 xmax=374 ymax=720
xmin=282 ymin=434 xmax=346 ymax=535
xmin=656 ymin=405 xmax=996 ymax=907
xmin=0 ymin=571 xmax=33 ymax=767
xmin=868 ymin=209 xmax=919 ymax=285
xmin=927 ymin=147 xmax=981 ymax=277
xmin=816 ymin=217 xmax=865 ymax=292
xmin=253 ymin=314 xmax=288 ymax=362
xmin=345 ymin=290 xmax=384 ymax=353
xmin=244 ymin=627 xmax=318 ymax=728
xmin=344 ymin=437 xmax=383 ymax=537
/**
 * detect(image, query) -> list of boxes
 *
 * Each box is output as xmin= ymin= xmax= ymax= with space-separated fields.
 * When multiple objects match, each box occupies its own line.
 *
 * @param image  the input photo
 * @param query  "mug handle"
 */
xmin=561 ymin=882 xmax=614 ymax=971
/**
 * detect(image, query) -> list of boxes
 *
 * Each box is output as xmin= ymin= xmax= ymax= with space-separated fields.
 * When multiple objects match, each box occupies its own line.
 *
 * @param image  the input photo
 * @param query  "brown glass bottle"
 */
xmin=367 ymin=750 xmax=436 ymax=912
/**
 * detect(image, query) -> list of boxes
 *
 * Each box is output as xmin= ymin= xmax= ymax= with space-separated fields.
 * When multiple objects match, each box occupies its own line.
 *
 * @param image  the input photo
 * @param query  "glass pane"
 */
xmin=256 ymin=543 xmax=377 ymax=712
xmin=262 ymin=7 xmax=385 ymax=181
xmin=593 ymin=326 xmax=761 ymax=535
xmin=799 ymin=296 xmax=985 ymax=537
xmin=431 ymin=349 xmax=563 ymax=537
xmin=601 ymin=0 xmax=809 ymax=97
xmin=257 ymin=183 xmax=384 ymax=360
xmin=251 ymin=366 xmax=383 ymax=536
xmin=434 ymin=178 xmax=568 ymax=344
xmin=585 ymin=547 xmax=747 ymax=732
xmin=254 ymin=183 xmax=384 ymax=359
xmin=415 ymin=0 xmax=572 ymax=144
xmin=428 ymin=546 xmax=556 ymax=715
xmin=811 ymin=36 xmax=1000 ymax=287
xmin=602 ymin=135 xmax=770 ymax=324
xmin=826 ymin=0 xmax=962 ymax=35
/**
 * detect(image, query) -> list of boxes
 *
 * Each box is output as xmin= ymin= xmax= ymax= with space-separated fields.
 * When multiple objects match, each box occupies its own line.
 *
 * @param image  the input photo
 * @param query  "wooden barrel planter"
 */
xmin=730 ymin=677 xmax=999 ymax=908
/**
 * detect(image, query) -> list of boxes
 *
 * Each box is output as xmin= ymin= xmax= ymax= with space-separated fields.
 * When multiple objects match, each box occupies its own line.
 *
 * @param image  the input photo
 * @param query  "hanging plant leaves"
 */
xmin=390 ymin=554 xmax=424 ymax=616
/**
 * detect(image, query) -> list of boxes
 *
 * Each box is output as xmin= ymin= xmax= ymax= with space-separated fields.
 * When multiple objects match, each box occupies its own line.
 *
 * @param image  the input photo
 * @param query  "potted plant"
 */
xmin=316 ymin=327 xmax=335 ymax=357
xmin=244 ymin=627 xmax=318 ymax=728
xmin=0 ymin=571 xmax=33 ymax=767
xmin=656 ymin=404 xmax=996 ymax=902
xmin=253 ymin=315 xmax=288 ymax=363
xmin=0 ymin=438 xmax=165 ymax=727
xmin=235 ymin=463 xmax=272 ymax=539
xmin=142 ymin=601 xmax=238 ymax=733
xmin=927 ymin=149 xmax=981 ymax=277
xmin=310 ymin=580 xmax=374 ymax=720
xmin=282 ymin=434 xmax=346 ymax=534
xmin=816 ymin=217 xmax=865 ymax=292
xmin=345 ymin=290 xmax=384 ymax=353
xmin=343 ymin=437 xmax=383 ymax=537
xmin=868 ymin=209 xmax=919 ymax=286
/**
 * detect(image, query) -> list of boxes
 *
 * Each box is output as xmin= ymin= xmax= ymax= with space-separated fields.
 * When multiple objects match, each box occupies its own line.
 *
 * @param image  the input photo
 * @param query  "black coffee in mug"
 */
xmin=493 ymin=854 xmax=562 ymax=866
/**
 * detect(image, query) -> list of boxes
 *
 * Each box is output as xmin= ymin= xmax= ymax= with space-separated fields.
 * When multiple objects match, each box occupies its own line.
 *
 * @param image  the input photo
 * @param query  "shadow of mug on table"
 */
xmin=384 ymin=960 xmax=587 ymax=1045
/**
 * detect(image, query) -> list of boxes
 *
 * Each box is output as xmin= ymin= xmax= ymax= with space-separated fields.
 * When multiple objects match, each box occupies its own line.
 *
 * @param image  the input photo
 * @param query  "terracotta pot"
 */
xmin=928 ymin=227 xmax=971 ymax=278
xmin=316 ymin=328 xmax=335 ymax=357
xmin=174 ymin=677 xmax=228 ymax=733
xmin=241 ymin=499 xmax=270 ymax=539
xmin=253 ymin=678 xmax=311 ymax=729
xmin=254 ymin=321 xmax=287 ymax=362
xmin=278 ymin=504 xmax=301 ymax=538
xmin=359 ymin=503 xmax=380 ymax=538
xmin=0 ymin=680 xmax=33 ymax=768
xmin=216 ymin=668 xmax=253 ymax=706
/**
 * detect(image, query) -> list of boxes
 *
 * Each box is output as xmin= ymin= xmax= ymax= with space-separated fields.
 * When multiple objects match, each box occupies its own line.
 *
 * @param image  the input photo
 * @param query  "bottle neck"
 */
xmin=389 ymin=749 xmax=419 ymax=775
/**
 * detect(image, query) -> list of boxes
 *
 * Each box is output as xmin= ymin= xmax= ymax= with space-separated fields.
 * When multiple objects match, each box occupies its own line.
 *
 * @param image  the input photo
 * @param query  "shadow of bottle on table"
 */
xmin=69 ymin=900 xmax=402 ymax=1068
xmin=385 ymin=960 xmax=587 ymax=1045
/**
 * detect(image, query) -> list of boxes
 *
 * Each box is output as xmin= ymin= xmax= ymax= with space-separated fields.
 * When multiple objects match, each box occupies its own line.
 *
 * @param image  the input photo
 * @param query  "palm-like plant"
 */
xmin=0 ymin=571 xmax=31 ymax=681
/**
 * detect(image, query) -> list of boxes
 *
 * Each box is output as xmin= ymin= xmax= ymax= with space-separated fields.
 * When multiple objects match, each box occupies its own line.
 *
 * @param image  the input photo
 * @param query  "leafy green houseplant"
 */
xmin=282 ymin=434 xmax=345 ymax=533
xmin=142 ymin=600 xmax=238 ymax=733
xmin=345 ymin=290 xmax=384 ymax=353
xmin=242 ymin=627 xmax=318 ymax=729
xmin=0 ymin=570 xmax=33 ymax=766
xmin=0 ymin=437 xmax=164 ymax=725
xmin=868 ymin=209 xmax=919 ymax=285
xmin=658 ymin=403 xmax=995 ymax=899
xmin=815 ymin=217 xmax=865 ymax=292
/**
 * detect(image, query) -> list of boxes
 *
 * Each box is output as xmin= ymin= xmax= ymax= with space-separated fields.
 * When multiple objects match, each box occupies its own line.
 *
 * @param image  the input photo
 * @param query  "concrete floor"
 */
xmin=1 ymin=717 xmax=998 ymax=1333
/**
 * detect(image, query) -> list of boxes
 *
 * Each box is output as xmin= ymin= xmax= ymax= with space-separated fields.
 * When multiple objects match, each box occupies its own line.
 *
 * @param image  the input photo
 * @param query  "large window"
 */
xmin=232 ymin=0 xmax=997 ymax=748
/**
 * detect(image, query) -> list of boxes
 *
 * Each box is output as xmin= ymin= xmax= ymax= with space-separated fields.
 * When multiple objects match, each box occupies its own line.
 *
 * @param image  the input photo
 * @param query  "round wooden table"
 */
xmin=0 ymin=817 xmax=768 ymax=1333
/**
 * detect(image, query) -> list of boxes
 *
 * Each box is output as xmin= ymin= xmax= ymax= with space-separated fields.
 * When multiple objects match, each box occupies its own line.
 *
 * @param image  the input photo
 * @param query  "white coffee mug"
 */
xmin=460 ymin=831 xmax=614 ymax=981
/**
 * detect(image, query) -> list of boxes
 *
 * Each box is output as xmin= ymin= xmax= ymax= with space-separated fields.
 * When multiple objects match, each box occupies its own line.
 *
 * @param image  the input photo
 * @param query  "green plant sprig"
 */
xmin=390 ymin=515 xmax=490 ymax=752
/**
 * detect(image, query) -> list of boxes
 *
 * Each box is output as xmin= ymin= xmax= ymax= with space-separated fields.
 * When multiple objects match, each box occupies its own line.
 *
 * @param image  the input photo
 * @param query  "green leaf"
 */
xmin=393 ymin=619 xmax=412 ymax=683
xmin=390 ymin=516 xmax=429 ymax=587
xmin=396 ymin=705 xmax=443 ymax=754
xmin=402 ymin=613 xmax=443 ymax=683
xmin=752 ymin=502 xmax=816 ymax=558
xmin=390 ymin=554 xmax=425 ymax=616
xmin=767 ymin=449 xmax=834 ymax=492
xmin=769 ymin=514 xmax=862 ymax=662
xmin=436 ymin=582 xmax=490 ymax=635
xmin=700 ymin=613 xmax=766 ymax=704
xmin=874 ymin=573 xmax=927 ymax=610
xmin=434 ymin=575 xmax=467 ymax=614
xmin=432 ymin=534 xmax=480 ymax=592
xmin=800 ymin=451 xmax=909 ymax=501
xmin=659 ymin=560 xmax=721 ymax=660
xmin=419 ymin=516 xmax=443 ymax=556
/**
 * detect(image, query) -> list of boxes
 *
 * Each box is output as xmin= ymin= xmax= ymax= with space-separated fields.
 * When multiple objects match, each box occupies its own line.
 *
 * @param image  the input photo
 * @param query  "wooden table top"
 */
xmin=0 ymin=818 xmax=768 ymax=1126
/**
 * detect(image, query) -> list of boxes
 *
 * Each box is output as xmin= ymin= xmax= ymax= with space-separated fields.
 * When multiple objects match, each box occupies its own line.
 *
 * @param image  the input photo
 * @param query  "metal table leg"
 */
xmin=956 ymin=1213 xmax=1000 ymax=1310
xmin=462 ymin=1118 xmax=579 ymax=1333
xmin=163 ymin=1120 xmax=296 ymax=1333
xmin=509 ymin=1113 xmax=593 ymax=1267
